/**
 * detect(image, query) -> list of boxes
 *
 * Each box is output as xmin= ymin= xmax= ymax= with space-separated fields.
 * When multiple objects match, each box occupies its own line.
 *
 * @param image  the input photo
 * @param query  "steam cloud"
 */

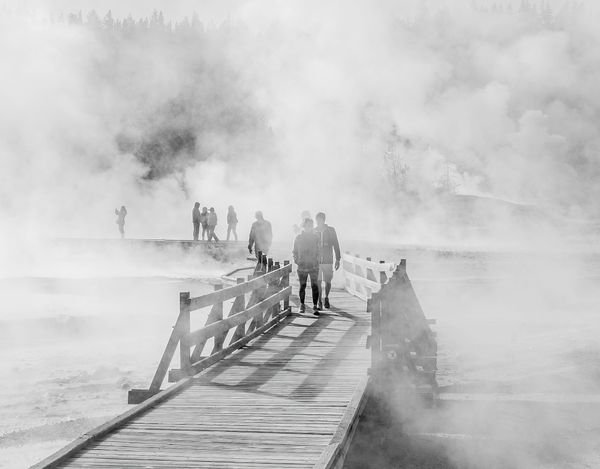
xmin=1 ymin=0 xmax=599 ymax=253
xmin=2 ymin=2 xmax=600 ymax=468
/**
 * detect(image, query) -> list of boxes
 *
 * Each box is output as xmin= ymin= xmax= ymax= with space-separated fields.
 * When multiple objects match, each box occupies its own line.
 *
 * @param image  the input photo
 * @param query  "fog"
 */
xmin=2 ymin=0 xmax=600 ymax=252
xmin=1 ymin=1 xmax=600 ymax=468
xmin=342 ymin=246 xmax=600 ymax=468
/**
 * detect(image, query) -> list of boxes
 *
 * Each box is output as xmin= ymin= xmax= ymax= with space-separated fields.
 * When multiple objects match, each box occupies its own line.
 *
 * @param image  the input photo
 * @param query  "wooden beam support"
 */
xmin=187 ymin=263 xmax=292 ymax=311
xmin=187 ymin=286 xmax=291 ymax=345
xmin=178 ymin=292 xmax=191 ymax=375
xmin=169 ymin=305 xmax=292 ymax=382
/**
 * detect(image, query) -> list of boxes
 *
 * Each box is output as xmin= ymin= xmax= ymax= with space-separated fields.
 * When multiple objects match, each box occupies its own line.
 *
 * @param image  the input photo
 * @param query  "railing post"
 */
xmin=354 ymin=254 xmax=365 ymax=298
xmin=255 ymin=257 xmax=268 ymax=328
xmin=179 ymin=292 xmax=191 ymax=374
xmin=261 ymin=253 xmax=268 ymax=273
xmin=246 ymin=272 xmax=261 ymax=333
xmin=231 ymin=278 xmax=247 ymax=343
xmin=263 ymin=259 xmax=277 ymax=323
xmin=211 ymin=284 xmax=225 ymax=354
xmin=379 ymin=260 xmax=387 ymax=284
xmin=283 ymin=260 xmax=290 ymax=311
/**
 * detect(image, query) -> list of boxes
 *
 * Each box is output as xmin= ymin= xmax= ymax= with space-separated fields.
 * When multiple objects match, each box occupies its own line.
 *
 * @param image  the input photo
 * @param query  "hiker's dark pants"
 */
xmin=193 ymin=221 xmax=200 ymax=241
xmin=298 ymin=270 xmax=319 ymax=306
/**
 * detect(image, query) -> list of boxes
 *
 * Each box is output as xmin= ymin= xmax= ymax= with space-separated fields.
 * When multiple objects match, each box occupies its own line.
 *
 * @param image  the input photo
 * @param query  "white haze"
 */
xmin=1 ymin=0 xmax=600 ymax=257
xmin=1 ymin=1 xmax=600 ymax=468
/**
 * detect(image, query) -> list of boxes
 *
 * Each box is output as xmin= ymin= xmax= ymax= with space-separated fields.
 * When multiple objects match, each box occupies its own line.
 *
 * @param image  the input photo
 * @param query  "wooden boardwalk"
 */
xmin=40 ymin=289 xmax=370 ymax=468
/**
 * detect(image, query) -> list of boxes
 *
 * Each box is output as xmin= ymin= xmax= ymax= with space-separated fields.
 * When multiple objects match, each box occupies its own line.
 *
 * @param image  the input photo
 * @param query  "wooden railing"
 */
xmin=367 ymin=259 xmax=438 ymax=403
xmin=128 ymin=253 xmax=292 ymax=404
xmin=342 ymin=253 xmax=396 ymax=300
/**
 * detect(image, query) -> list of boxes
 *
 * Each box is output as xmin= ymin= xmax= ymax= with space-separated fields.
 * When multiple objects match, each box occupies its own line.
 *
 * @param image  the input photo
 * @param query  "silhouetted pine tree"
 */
xmin=103 ymin=10 xmax=114 ymax=30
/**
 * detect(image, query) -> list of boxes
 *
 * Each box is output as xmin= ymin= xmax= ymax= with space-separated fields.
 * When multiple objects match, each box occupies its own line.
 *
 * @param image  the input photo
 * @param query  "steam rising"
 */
xmin=1 ymin=1 xmax=600 ymax=468
xmin=1 ymin=0 xmax=599 ymax=251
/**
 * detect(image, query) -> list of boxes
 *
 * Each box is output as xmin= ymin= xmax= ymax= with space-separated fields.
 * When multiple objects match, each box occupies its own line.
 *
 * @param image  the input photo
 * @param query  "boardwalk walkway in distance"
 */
xmin=31 ymin=256 xmax=372 ymax=468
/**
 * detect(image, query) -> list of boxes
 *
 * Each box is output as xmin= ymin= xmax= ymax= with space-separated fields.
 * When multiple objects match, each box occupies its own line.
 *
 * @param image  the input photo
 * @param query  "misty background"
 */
xmin=2 ymin=0 xmax=600 ymax=254
xmin=2 ymin=1 xmax=600 ymax=468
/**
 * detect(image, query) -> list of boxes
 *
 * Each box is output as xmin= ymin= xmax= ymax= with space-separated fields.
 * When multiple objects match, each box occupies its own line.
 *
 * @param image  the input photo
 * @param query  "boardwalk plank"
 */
xmin=40 ymin=289 xmax=370 ymax=469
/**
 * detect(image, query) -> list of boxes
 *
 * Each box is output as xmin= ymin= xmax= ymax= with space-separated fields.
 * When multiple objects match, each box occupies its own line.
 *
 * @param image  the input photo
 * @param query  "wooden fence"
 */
xmin=342 ymin=252 xmax=396 ymax=301
xmin=342 ymin=253 xmax=437 ymax=403
xmin=367 ymin=259 xmax=438 ymax=402
xmin=128 ymin=253 xmax=292 ymax=404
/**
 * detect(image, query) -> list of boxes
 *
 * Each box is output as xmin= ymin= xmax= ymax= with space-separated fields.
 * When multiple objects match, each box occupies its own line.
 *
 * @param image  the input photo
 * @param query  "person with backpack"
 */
xmin=315 ymin=212 xmax=341 ymax=309
xmin=293 ymin=218 xmax=320 ymax=316
xmin=248 ymin=211 xmax=273 ymax=256
xmin=207 ymin=207 xmax=219 ymax=241
xmin=199 ymin=206 xmax=209 ymax=240
xmin=227 ymin=205 xmax=238 ymax=241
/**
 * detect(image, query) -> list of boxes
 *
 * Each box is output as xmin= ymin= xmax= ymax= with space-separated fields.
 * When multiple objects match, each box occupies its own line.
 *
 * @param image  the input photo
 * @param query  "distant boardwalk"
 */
xmin=32 ymin=290 xmax=370 ymax=468
xmin=52 ymin=238 xmax=249 ymax=259
xmin=54 ymin=238 xmax=248 ymax=249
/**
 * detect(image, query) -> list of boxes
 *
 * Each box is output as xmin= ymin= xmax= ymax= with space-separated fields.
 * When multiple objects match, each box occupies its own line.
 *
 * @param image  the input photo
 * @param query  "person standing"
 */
xmin=200 ymin=206 xmax=209 ymax=240
xmin=248 ymin=211 xmax=273 ymax=256
xmin=315 ymin=212 xmax=341 ymax=309
xmin=293 ymin=218 xmax=320 ymax=315
xmin=192 ymin=202 xmax=201 ymax=241
xmin=293 ymin=210 xmax=312 ymax=235
xmin=207 ymin=207 xmax=219 ymax=241
xmin=114 ymin=206 xmax=127 ymax=239
xmin=227 ymin=205 xmax=238 ymax=241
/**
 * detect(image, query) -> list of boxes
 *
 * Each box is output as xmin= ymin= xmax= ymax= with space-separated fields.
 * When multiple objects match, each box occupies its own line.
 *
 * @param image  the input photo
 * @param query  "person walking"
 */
xmin=200 ymin=206 xmax=209 ymax=240
xmin=114 ymin=206 xmax=127 ymax=239
xmin=227 ymin=205 xmax=238 ymax=241
xmin=293 ymin=210 xmax=312 ymax=235
xmin=192 ymin=202 xmax=201 ymax=241
xmin=293 ymin=218 xmax=320 ymax=315
xmin=315 ymin=212 xmax=341 ymax=309
xmin=207 ymin=207 xmax=219 ymax=241
xmin=248 ymin=211 xmax=273 ymax=256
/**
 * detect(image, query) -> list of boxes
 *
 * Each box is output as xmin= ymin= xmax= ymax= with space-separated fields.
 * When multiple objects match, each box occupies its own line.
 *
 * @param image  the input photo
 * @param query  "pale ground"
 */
xmin=1 ymin=241 xmax=600 ymax=468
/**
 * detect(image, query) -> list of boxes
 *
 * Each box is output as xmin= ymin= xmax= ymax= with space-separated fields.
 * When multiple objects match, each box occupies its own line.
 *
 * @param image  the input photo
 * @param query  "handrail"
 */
xmin=128 ymin=253 xmax=292 ymax=404
xmin=221 ymin=266 xmax=255 ymax=285
xmin=343 ymin=253 xmax=396 ymax=271
xmin=368 ymin=259 xmax=438 ymax=403
xmin=188 ymin=286 xmax=292 ymax=344
xmin=189 ymin=264 xmax=292 ymax=310
xmin=342 ymin=253 xmax=396 ymax=301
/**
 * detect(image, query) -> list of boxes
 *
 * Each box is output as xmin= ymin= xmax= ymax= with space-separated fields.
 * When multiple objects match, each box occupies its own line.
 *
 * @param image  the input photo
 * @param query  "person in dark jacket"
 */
xmin=293 ymin=218 xmax=320 ymax=315
xmin=192 ymin=202 xmax=201 ymax=241
xmin=248 ymin=211 xmax=273 ymax=256
xmin=200 ymin=206 xmax=209 ymax=240
xmin=315 ymin=212 xmax=341 ymax=309
xmin=207 ymin=207 xmax=219 ymax=241
xmin=227 ymin=205 xmax=238 ymax=241
xmin=114 ymin=206 xmax=127 ymax=239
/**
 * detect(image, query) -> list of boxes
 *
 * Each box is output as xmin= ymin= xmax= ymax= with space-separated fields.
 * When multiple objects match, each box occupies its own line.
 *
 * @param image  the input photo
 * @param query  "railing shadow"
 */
xmin=196 ymin=309 xmax=367 ymax=402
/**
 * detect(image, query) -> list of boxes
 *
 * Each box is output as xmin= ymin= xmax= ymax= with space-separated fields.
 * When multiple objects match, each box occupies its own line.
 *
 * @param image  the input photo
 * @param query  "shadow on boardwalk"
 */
xmin=199 ymin=310 xmax=366 ymax=402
